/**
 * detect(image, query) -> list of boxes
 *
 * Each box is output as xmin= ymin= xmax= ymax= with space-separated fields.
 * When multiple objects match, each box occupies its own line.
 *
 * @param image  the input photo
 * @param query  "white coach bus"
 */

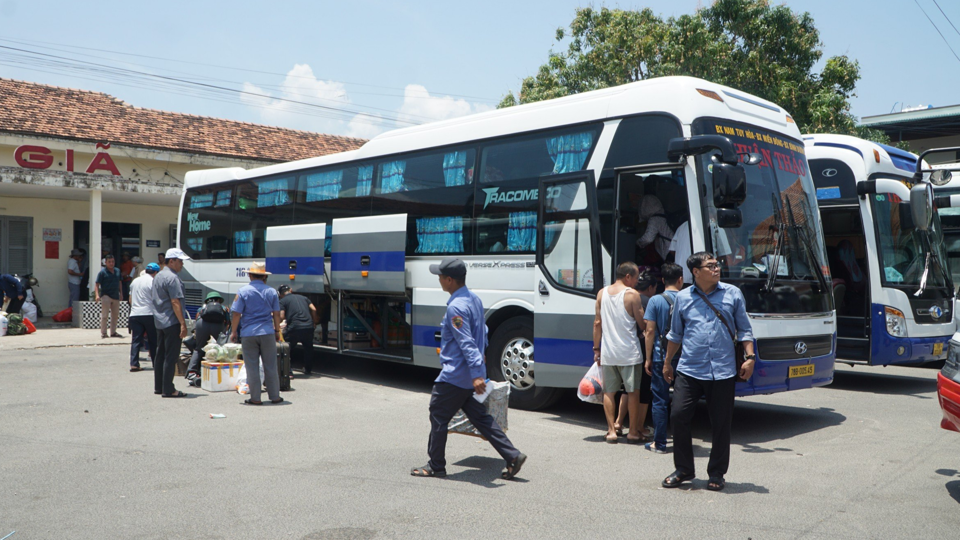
xmin=806 ymin=135 xmax=953 ymax=366
xmin=178 ymin=76 xmax=836 ymax=409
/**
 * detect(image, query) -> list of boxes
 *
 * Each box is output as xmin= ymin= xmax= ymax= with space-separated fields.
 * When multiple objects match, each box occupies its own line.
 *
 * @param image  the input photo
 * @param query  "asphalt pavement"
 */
xmin=1 ymin=343 xmax=958 ymax=539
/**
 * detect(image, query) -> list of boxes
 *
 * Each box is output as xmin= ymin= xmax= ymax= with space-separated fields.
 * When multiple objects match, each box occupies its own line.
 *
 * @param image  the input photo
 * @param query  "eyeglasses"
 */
xmin=697 ymin=263 xmax=721 ymax=270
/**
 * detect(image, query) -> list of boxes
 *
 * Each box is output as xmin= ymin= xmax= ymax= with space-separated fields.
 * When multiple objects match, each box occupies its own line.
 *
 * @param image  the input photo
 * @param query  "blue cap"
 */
xmin=146 ymin=262 xmax=161 ymax=273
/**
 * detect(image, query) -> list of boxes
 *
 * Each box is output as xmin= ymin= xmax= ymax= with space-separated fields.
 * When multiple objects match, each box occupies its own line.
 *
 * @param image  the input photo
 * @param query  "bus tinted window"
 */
xmin=480 ymin=125 xmax=601 ymax=184
xmin=181 ymin=186 xmax=234 ymax=260
xmin=377 ymin=148 xmax=475 ymax=193
xmin=295 ymin=164 xmax=375 ymax=255
xmin=602 ymin=115 xmax=682 ymax=170
xmin=233 ymin=176 xmax=296 ymax=258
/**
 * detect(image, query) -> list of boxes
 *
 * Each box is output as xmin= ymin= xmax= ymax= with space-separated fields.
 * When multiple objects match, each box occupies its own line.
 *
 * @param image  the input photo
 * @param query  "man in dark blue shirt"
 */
xmin=662 ymin=251 xmax=755 ymax=492
xmin=410 ymin=257 xmax=527 ymax=480
xmin=1 ymin=274 xmax=25 ymax=314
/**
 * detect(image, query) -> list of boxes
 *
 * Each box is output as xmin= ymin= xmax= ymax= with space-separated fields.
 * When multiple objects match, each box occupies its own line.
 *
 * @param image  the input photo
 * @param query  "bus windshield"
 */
xmin=693 ymin=118 xmax=832 ymax=313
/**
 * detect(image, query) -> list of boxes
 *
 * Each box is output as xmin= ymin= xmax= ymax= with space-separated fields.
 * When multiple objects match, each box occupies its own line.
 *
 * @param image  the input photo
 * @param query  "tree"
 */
xmin=501 ymin=1 xmax=897 ymax=146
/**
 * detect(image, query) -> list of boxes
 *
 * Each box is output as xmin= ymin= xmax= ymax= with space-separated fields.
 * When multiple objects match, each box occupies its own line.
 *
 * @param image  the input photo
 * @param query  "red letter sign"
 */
xmin=85 ymin=152 xmax=121 ymax=175
xmin=14 ymin=145 xmax=53 ymax=169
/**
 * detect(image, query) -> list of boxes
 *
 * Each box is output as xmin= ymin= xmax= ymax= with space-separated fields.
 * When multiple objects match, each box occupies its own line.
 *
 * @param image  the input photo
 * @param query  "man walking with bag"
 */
xmin=230 ymin=262 xmax=283 ymax=405
xmin=661 ymin=252 xmax=755 ymax=491
xmin=593 ymin=261 xmax=647 ymax=444
xmin=410 ymin=257 xmax=526 ymax=480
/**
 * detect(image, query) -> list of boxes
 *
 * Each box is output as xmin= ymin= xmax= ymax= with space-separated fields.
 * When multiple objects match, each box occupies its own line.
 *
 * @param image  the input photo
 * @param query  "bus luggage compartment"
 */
xmin=330 ymin=214 xmax=407 ymax=294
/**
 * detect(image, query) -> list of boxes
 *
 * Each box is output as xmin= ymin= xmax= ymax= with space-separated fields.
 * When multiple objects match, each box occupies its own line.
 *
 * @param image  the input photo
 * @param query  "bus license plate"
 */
xmin=789 ymin=365 xmax=815 ymax=378
xmin=934 ymin=343 xmax=944 ymax=356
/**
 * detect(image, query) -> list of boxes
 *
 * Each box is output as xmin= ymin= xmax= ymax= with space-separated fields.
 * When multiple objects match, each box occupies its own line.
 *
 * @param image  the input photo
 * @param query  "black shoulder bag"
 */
xmin=693 ymin=289 xmax=747 ymax=382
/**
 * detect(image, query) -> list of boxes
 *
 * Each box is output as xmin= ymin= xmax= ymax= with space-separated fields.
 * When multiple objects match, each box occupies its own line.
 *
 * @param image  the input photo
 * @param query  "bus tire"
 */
xmin=487 ymin=317 xmax=562 ymax=411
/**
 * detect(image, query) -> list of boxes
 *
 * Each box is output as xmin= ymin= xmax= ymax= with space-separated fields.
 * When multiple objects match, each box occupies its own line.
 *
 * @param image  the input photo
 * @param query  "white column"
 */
xmin=89 ymin=189 xmax=102 ymax=297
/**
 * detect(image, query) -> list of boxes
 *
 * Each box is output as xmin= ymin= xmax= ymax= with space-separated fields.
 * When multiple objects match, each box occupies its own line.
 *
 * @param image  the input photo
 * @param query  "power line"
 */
xmin=0 ymin=44 xmax=420 ymax=127
xmin=914 ymin=0 xmax=960 ymax=65
xmin=0 ymin=37 xmax=499 ymax=103
xmin=932 ymin=0 xmax=960 ymax=39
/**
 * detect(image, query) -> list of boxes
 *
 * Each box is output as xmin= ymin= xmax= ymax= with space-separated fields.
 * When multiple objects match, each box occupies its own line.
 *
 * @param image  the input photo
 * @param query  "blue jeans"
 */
xmin=650 ymin=361 xmax=671 ymax=449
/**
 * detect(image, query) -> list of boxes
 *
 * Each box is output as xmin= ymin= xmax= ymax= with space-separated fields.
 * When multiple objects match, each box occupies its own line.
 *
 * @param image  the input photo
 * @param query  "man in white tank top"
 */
xmin=593 ymin=261 xmax=647 ymax=444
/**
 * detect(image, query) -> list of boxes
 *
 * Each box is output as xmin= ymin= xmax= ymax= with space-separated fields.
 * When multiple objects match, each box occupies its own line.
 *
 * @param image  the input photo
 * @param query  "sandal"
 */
xmin=502 ymin=453 xmax=527 ymax=480
xmin=130 ymin=366 xmax=143 ymax=372
xmin=662 ymin=470 xmax=695 ymax=488
xmin=270 ymin=398 xmax=284 ymax=404
xmin=242 ymin=399 xmax=263 ymax=405
xmin=410 ymin=465 xmax=446 ymax=478
xmin=605 ymin=434 xmax=619 ymax=444
xmin=707 ymin=477 xmax=725 ymax=491
xmin=161 ymin=391 xmax=187 ymax=398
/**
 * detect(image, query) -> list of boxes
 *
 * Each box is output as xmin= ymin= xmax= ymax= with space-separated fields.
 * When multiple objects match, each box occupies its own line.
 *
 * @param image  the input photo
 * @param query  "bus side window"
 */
xmin=180 ymin=186 xmax=234 ymax=260
xmin=232 ymin=175 xmax=296 ymax=258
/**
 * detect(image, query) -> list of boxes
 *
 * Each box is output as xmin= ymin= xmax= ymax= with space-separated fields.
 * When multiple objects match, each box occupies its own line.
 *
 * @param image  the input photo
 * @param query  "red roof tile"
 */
xmin=0 ymin=78 xmax=366 ymax=162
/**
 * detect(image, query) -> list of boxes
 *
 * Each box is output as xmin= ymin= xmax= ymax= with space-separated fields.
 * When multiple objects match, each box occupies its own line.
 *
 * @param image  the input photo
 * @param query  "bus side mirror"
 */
xmin=717 ymin=208 xmax=743 ymax=228
xmin=910 ymin=183 xmax=934 ymax=231
xmin=713 ymin=161 xmax=747 ymax=208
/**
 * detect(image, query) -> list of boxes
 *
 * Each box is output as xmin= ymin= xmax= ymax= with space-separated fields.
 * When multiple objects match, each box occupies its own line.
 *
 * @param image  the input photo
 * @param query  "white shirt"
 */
xmin=129 ymin=274 xmax=156 ymax=317
xmin=669 ymin=220 xmax=732 ymax=283
xmin=67 ymin=258 xmax=82 ymax=285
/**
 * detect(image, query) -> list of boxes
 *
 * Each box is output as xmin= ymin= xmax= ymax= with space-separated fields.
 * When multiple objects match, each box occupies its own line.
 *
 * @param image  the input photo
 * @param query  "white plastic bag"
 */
xmin=236 ymin=364 xmax=249 ymax=394
xmin=448 ymin=381 xmax=511 ymax=437
xmin=577 ymin=362 xmax=604 ymax=405
xmin=203 ymin=343 xmax=226 ymax=362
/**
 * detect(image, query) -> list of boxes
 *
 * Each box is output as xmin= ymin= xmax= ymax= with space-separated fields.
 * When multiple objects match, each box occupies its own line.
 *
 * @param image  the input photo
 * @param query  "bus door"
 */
xmin=534 ymin=172 xmax=603 ymax=388
xmin=329 ymin=214 xmax=410 ymax=359
xmin=265 ymin=223 xmax=326 ymax=294
xmin=818 ymin=205 xmax=871 ymax=362
xmin=612 ymin=163 xmax=687 ymax=277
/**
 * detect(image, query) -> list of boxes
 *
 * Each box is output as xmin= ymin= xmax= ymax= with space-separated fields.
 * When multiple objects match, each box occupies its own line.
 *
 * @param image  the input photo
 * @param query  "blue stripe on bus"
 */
xmin=331 ymin=251 xmax=405 ymax=272
xmin=534 ymin=337 xmax=594 ymax=366
xmin=412 ymin=325 xmax=441 ymax=347
xmin=265 ymin=256 xmax=325 ymax=276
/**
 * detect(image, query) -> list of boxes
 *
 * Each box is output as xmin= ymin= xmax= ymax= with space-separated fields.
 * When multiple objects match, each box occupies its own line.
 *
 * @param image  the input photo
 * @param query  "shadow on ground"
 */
xmin=829 ymin=368 xmax=936 ymax=398
xmin=312 ymin=350 xmax=437 ymax=395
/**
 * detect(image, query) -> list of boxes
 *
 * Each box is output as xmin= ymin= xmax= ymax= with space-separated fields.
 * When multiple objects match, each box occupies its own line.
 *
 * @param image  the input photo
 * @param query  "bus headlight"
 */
xmin=885 ymin=306 xmax=907 ymax=337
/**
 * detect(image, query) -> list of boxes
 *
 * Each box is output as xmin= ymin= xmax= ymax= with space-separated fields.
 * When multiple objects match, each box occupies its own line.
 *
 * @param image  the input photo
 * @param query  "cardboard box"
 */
xmin=201 ymin=360 xmax=244 ymax=392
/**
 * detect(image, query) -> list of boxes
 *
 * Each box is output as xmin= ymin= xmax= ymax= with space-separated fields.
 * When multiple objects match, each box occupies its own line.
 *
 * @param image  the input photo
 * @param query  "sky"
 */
xmin=1 ymin=0 xmax=958 ymax=140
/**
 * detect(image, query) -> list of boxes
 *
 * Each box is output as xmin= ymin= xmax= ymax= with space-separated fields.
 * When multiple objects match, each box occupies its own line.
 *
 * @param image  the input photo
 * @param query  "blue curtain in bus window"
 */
xmin=258 ymin=178 xmax=291 ymax=207
xmin=234 ymin=230 xmax=254 ymax=258
xmin=507 ymin=211 xmax=556 ymax=252
xmin=546 ymin=132 xmax=594 ymax=174
xmin=415 ymin=217 xmax=463 ymax=253
xmin=324 ymin=224 xmax=332 ymax=256
xmin=214 ymin=190 xmax=231 ymax=207
xmin=190 ymin=193 xmax=214 ymax=209
xmin=357 ymin=165 xmax=373 ymax=196
xmin=305 ymin=170 xmax=343 ymax=202
xmin=186 ymin=238 xmax=203 ymax=252
xmin=443 ymin=151 xmax=467 ymax=186
xmin=381 ymin=160 xmax=406 ymax=193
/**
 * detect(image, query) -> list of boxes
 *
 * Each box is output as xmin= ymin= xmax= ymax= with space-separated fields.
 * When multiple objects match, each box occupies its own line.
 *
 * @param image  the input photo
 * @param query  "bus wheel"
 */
xmin=487 ymin=317 xmax=561 ymax=411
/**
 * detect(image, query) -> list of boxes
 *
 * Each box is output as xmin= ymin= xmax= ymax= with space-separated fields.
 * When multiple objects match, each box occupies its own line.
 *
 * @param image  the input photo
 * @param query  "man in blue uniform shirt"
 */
xmin=410 ymin=257 xmax=527 ymax=480
xmin=661 ymin=251 xmax=755 ymax=492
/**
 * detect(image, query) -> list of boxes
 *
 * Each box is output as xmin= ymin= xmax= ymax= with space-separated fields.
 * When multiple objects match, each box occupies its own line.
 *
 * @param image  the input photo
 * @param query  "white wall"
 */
xmin=2 ymin=196 xmax=177 ymax=313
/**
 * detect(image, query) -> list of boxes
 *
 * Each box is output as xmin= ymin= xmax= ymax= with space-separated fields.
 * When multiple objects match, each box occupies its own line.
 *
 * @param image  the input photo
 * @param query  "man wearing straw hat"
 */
xmin=230 ymin=262 xmax=283 ymax=405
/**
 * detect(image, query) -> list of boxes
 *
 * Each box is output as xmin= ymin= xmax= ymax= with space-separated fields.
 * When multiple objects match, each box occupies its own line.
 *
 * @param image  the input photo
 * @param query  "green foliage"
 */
xmin=501 ymin=0 xmax=878 ymax=140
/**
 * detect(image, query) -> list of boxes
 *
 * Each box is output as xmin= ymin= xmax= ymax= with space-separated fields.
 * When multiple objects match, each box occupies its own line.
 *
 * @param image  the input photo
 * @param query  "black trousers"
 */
xmin=128 ymin=315 xmax=157 ymax=368
xmin=155 ymin=323 xmax=182 ymax=395
xmin=671 ymin=372 xmax=736 ymax=479
xmin=286 ymin=327 xmax=314 ymax=373
xmin=427 ymin=382 xmax=520 ymax=473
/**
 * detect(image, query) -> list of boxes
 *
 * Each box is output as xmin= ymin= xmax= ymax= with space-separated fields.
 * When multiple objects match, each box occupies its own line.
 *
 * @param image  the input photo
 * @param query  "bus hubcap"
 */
xmin=501 ymin=337 xmax=534 ymax=390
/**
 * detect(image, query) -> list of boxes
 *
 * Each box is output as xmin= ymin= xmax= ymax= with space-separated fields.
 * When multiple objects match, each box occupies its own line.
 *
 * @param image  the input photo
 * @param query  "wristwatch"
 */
xmin=744 ymin=354 xmax=756 ymax=360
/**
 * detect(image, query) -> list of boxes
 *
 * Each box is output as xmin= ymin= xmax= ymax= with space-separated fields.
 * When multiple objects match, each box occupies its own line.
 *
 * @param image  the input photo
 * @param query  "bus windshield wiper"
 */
xmin=764 ymin=221 xmax=786 ymax=293
xmin=792 ymin=224 xmax=829 ymax=293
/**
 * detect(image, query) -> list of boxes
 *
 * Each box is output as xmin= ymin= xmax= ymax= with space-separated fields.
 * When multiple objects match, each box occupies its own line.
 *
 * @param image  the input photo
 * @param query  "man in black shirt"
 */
xmin=278 ymin=285 xmax=318 ymax=374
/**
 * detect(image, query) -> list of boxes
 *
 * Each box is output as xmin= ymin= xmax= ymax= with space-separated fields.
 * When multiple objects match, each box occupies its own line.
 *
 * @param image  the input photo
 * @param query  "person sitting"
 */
xmin=636 ymin=195 xmax=674 ymax=264
xmin=185 ymin=291 xmax=230 ymax=386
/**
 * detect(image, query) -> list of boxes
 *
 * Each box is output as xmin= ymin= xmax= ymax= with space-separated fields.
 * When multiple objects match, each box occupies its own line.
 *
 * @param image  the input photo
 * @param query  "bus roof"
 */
xmin=186 ymin=76 xmax=802 ymax=188
xmin=803 ymin=133 xmax=918 ymax=178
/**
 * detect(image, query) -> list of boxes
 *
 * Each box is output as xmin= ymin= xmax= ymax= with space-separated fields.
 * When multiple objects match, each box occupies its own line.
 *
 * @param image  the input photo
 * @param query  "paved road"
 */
xmin=1 ymin=345 xmax=958 ymax=539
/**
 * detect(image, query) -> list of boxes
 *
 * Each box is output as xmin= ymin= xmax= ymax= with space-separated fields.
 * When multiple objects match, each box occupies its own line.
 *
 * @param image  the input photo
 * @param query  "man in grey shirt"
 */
xmin=153 ymin=248 xmax=191 ymax=397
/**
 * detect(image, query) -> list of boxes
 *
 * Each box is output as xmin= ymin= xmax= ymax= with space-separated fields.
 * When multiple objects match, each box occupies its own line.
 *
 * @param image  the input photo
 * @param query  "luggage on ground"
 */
xmin=277 ymin=339 xmax=291 ymax=391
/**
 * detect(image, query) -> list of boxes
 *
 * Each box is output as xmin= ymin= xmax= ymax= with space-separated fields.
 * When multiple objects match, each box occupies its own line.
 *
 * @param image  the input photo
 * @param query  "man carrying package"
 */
xmin=409 ymin=257 xmax=527 ymax=480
